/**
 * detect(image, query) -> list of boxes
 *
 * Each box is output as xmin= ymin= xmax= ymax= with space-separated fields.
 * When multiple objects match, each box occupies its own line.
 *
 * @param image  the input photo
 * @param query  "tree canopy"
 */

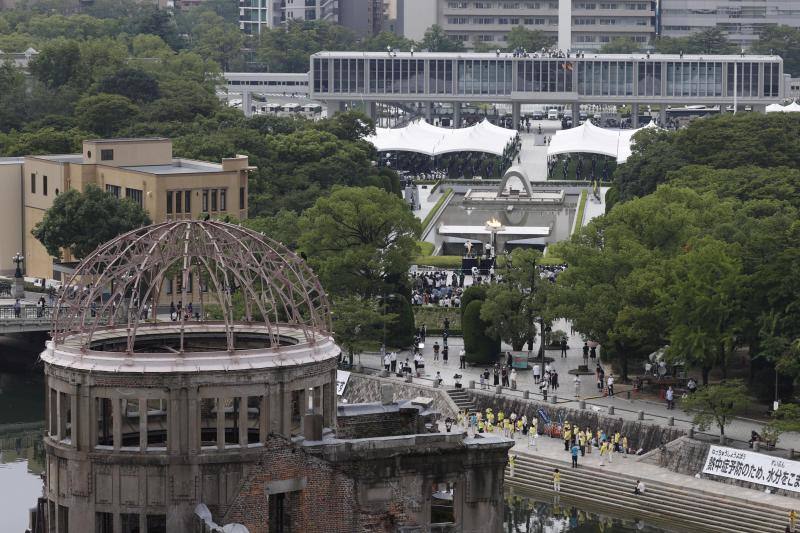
xmin=32 ymin=184 xmax=151 ymax=260
xmin=297 ymin=186 xmax=420 ymax=300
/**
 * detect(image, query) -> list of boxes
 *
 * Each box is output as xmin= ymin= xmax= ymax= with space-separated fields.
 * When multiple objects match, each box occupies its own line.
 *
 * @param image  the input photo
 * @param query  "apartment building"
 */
xmin=239 ymin=0 xmax=385 ymax=37
xmin=397 ymin=0 xmax=656 ymax=50
xmin=659 ymin=0 xmax=800 ymax=49
xmin=5 ymin=138 xmax=252 ymax=280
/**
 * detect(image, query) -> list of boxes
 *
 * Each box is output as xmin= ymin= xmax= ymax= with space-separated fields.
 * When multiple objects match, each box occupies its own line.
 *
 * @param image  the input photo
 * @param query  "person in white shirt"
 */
xmin=533 ymin=363 xmax=541 ymax=383
xmin=510 ymin=369 xmax=518 ymax=390
xmin=574 ymin=375 xmax=581 ymax=398
xmin=607 ymin=374 xmax=615 ymax=396
xmin=383 ymin=353 xmax=390 ymax=372
xmin=634 ymin=480 xmax=646 ymax=495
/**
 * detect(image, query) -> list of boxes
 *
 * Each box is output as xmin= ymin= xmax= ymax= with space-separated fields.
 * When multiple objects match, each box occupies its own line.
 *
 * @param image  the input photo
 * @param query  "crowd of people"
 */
xmin=411 ymin=270 xmax=465 ymax=306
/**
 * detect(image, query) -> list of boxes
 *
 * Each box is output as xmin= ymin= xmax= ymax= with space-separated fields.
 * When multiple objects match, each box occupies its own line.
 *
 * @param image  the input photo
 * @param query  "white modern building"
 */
xmin=659 ymin=0 xmax=800 ymax=49
xmin=396 ymin=0 xmax=657 ymax=51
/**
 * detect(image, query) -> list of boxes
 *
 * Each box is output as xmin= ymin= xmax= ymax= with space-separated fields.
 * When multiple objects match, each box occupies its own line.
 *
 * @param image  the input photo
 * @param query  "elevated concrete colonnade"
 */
xmin=311 ymin=51 xmax=783 ymax=127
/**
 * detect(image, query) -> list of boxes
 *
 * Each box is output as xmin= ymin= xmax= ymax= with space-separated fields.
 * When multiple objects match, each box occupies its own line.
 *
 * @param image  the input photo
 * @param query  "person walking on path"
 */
xmin=390 ymin=351 xmax=397 ymax=373
xmin=459 ymin=348 xmax=466 ymax=369
xmin=533 ymin=363 xmax=541 ymax=383
xmin=433 ymin=342 xmax=440 ymax=361
xmin=510 ymin=368 xmax=518 ymax=390
xmin=493 ymin=365 xmax=500 ymax=386
xmin=599 ymin=441 xmax=608 ymax=466
xmin=383 ymin=353 xmax=390 ymax=372
xmin=560 ymin=337 xmax=568 ymax=358
xmin=571 ymin=443 xmax=580 ymax=468
xmin=551 ymin=370 xmax=559 ymax=391
xmin=13 ymin=298 xmax=21 ymax=318
xmin=582 ymin=342 xmax=590 ymax=365
xmin=509 ymin=454 xmax=516 ymax=478
xmin=552 ymin=469 xmax=561 ymax=492
xmin=666 ymin=386 xmax=675 ymax=409
xmin=606 ymin=374 xmax=615 ymax=396
xmin=573 ymin=375 xmax=581 ymax=398
xmin=442 ymin=345 xmax=449 ymax=365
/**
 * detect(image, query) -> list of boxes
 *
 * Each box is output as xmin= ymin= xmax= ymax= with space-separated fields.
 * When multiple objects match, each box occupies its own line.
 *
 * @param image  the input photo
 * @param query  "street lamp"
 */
xmin=12 ymin=252 xmax=24 ymax=278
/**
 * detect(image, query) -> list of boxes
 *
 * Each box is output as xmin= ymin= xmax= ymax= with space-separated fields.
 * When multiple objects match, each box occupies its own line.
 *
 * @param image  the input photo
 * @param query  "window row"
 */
xmin=94 ymin=511 xmax=166 ymax=533
xmin=202 ymin=188 xmax=227 ymax=213
xmin=30 ymin=173 xmax=51 ymax=196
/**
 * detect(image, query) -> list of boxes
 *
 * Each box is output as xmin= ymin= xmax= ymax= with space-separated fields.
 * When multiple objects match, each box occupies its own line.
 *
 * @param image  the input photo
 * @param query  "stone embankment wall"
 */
xmin=466 ymin=389 xmax=684 ymax=453
xmin=341 ymin=373 xmax=458 ymax=419
xmin=639 ymin=436 xmax=800 ymax=500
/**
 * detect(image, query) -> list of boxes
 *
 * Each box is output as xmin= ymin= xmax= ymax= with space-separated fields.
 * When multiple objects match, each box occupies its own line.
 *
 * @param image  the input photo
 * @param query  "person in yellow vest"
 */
xmin=528 ymin=424 xmax=537 ymax=448
xmin=607 ymin=438 xmax=614 ymax=464
xmin=516 ymin=418 xmax=524 ymax=436
xmin=552 ymin=468 xmax=561 ymax=492
xmin=497 ymin=411 xmax=505 ymax=424
xmin=586 ymin=427 xmax=593 ymax=454
xmin=478 ymin=420 xmax=485 ymax=433
xmin=789 ymin=509 xmax=798 ymax=531
xmin=599 ymin=440 xmax=608 ymax=466
xmin=487 ymin=411 xmax=495 ymax=425
xmin=504 ymin=419 xmax=512 ymax=438
xmin=564 ymin=426 xmax=572 ymax=451
xmin=622 ymin=436 xmax=629 ymax=456
xmin=578 ymin=431 xmax=586 ymax=456
xmin=509 ymin=454 xmax=517 ymax=478
xmin=614 ymin=432 xmax=621 ymax=452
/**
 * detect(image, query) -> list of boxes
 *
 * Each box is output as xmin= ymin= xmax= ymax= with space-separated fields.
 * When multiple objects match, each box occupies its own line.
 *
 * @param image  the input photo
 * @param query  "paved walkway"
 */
xmin=518 ymin=119 xmax=562 ymax=182
xmin=358 ymin=318 xmax=800 ymax=450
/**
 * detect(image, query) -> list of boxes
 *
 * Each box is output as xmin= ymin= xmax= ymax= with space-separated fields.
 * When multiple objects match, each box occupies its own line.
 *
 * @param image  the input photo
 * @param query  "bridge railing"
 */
xmin=0 ymin=305 xmax=56 ymax=320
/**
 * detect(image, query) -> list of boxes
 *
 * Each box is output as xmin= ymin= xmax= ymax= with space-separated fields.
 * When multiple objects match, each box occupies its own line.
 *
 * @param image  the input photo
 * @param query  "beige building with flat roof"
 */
xmin=12 ymin=137 xmax=253 ymax=280
xmin=0 ymin=158 xmax=24 ymax=277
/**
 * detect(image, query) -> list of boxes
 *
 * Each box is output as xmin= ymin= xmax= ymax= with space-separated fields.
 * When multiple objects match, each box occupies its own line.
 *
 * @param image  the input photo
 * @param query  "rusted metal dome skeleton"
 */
xmin=50 ymin=220 xmax=331 ymax=354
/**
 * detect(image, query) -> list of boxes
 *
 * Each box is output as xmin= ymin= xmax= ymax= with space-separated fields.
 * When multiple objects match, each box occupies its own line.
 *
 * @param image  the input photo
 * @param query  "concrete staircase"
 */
xmin=506 ymin=451 xmax=788 ymax=533
xmin=447 ymin=389 xmax=477 ymax=415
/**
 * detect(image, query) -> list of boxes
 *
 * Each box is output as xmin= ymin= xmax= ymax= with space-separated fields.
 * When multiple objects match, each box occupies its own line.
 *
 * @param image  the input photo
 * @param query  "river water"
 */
xmin=0 ymin=337 xmax=670 ymax=533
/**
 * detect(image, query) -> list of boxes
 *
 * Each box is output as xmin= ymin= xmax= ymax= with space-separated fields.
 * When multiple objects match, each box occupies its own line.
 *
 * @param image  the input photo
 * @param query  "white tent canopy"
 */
xmin=366 ymin=119 xmax=517 ymax=156
xmin=547 ymin=121 xmax=659 ymax=164
xmin=767 ymin=102 xmax=800 ymax=113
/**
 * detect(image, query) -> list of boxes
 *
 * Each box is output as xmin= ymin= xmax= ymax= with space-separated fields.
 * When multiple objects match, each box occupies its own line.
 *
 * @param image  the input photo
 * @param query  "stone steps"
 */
xmin=506 ymin=452 xmax=788 ymax=533
xmin=446 ymin=389 xmax=477 ymax=415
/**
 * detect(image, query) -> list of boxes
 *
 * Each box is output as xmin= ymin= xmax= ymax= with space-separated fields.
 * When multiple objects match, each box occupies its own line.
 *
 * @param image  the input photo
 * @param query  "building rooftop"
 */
xmin=312 ymin=51 xmax=783 ymax=62
xmin=0 ymin=157 xmax=24 ymax=165
xmin=84 ymin=137 xmax=169 ymax=144
xmin=31 ymin=154 xmax=84 ymax=164
xmin=121 ymin=159 xmax=225 ymax=175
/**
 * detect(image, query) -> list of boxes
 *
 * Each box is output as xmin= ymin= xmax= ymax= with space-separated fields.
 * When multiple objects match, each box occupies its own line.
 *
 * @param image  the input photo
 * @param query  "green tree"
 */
xmin=681 ymin=380 xmax=749 ymax=444
xmin=298 ymin=186 xmax=420 ymax=299
xmin=361 ymin=31 xmax=417 ymax=52
xmin=600 ymin=37 xmax=643 ymax=53
xmin=331 ymin=295 xmax=387 ymax=367
xmin=74 ymin=93 xmax=139 ymax=136
xmin=504 ymin=26 xmax=554 ymax=52
xmin=256 ymin=20 xmax=357 ymax=72
xmin=242 ymin=210 xmax=302 ymax=250
xmin=463 ymin=299 xmax=500 ymax=365
xmin=661 ymin=238 xmax=747 ymax=384
xmin=420 ymin=24 xmax=464 ymax=52
xmin=752 ymin=25 xmax=800 ymax=76
xmin=688 ymin=28 xmax=738 ymax=54
xmin=480 ymin=285 xmax=531 ymax=351
xmin=29 ymin=38 xmax=81 ymax=89
xmin=97 ymin=67 xmax=160 ymax=103
xmin=188 ymin=12 xmax=244 ymax=71
xmin=32 ymin=184 xmax=151 ymax=260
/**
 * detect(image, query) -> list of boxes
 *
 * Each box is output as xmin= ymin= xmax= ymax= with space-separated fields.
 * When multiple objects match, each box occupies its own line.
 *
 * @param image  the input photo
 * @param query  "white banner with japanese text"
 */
xmin=702 ymin=445 xmax=800 ymax=493
xmin=336 ymin=370 xmax=351 ymax=396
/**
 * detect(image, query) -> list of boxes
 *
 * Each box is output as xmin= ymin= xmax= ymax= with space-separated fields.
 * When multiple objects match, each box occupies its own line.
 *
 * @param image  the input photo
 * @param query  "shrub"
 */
xmin=384 ymin=295 xmax=415 ymax=349
xmin=460 ymin=285 xmax=488 ymax=321
xmin=462 ymin=299 xmax=500 ymax=365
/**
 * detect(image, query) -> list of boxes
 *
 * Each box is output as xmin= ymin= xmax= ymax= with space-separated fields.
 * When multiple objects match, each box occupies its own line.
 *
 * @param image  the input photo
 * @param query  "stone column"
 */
xmin=571 ymin=102 xmax=580 ymax=124
xmin=238 ymin=396 xmax=248 ymax=446
xmin=112 ymin=396 xmax=122 ymax=451
xmin=242 ymin=90 xmax=253 ymax=118
xmin=631 ymin=103 xmax=640 ymax=128
xmin=659 ymin=105 xmax=667 ymax=126
xmin=366 ymin=101 xmax=377 ymax=121
xmin=425 ymin=101 xmax=433 ymax=122
xmin=216 ymin=397 xmax=225 ymax=450
xmin=512 ymin=102 xmax=521 ymax=131
xmin=453 ymin=102 xmax=462 ymax=128
xmin=139 ymin=397 xmax=147 ymax=451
